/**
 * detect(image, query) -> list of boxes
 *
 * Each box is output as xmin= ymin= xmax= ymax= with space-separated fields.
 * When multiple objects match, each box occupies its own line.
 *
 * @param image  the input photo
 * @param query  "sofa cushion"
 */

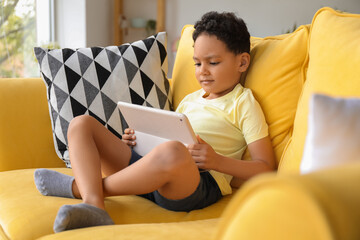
xmin=37 ymin=219 xmax=219 ymax=240
xmin=300 ymin=94 xmax=360 ymax=174
xmin=244 ymin=25 xmax=309 ymax=165
xmin=171 ymin=25 xmax=200 ymax=109
xmin=172 ymin=25 xmax=309 ymax=165
xmin=0 ymin=168 xmax=231 ymax=240
xmin=34 ymin=33 xmax=172 ymax=167
xmin=215 ymin=162 xmax=360 ymax=240
xmin=279 ymin=7 xmax=360 ymax=173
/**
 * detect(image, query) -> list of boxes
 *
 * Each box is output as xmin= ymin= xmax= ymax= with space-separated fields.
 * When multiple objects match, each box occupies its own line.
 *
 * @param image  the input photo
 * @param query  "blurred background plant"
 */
xmin=0 ymin=0 xmax=37 ymax=77
xmin=284 ymin=23 xmax=298 ymax=34
xmin=146 ymin=19 xmax=156 ymax=36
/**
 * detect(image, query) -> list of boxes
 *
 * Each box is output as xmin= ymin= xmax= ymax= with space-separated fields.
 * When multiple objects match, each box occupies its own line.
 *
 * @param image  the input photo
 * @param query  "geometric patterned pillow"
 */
xmin=34 ymin=32 xmax=172 ymax=167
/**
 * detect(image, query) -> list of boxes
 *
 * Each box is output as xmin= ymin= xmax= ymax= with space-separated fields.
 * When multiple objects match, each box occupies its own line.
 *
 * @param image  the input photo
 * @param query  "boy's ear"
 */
xmin=238 ymin=52 xmax=250 ymax=73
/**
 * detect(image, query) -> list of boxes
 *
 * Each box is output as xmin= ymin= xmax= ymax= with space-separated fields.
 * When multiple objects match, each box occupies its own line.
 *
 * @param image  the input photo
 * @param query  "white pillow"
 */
xmin=300 ymin=94 xmax=360 ymax=174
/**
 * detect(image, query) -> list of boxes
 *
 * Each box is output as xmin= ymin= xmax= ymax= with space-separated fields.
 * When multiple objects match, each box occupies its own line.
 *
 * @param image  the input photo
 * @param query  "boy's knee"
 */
xmin=153 ymin=141 xmax=192 ymax=171
xmin=160 ymin=141 xmax=188 ymax=158
xmin=68 ymin=115 xmax=96 ymax=137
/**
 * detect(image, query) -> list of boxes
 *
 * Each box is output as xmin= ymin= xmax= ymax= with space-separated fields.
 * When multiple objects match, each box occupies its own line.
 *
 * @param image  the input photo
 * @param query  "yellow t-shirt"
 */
xmin=176 ymin=84 xmax=269 ymax=195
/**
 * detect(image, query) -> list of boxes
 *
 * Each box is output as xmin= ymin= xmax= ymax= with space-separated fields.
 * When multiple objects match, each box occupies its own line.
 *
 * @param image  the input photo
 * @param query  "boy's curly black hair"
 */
xmin=193 ymin=11 xmax=250 ymax=54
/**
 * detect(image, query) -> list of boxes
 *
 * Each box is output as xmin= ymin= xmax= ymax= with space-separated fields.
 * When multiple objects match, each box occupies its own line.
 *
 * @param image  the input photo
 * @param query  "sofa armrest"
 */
xmin=215 ymin=163 xmax=360 ymax=240
xmin=0 ymin=78 xmax=65 ymax=171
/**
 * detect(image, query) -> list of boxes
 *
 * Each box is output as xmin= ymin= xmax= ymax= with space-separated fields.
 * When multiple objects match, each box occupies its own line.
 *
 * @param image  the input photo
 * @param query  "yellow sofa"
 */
xmin=1 ymin=7 xmax=360 ymax=240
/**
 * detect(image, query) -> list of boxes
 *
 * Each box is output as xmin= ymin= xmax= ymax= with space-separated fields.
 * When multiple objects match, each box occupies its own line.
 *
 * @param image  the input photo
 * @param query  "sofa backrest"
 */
xmin=171 ymin=25 xmax=201 ymax=109
xmin=171 ymin=24 xmax=309 ymax=167
xmin=279 ymin=7 xmax=360 ymax=173
xmin=0 ymin=78 xmax=65 ymax=171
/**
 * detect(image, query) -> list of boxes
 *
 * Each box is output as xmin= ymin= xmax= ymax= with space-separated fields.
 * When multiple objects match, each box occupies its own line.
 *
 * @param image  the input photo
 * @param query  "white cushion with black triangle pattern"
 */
xmin=34 ymin=32 xmax=172 ymax=167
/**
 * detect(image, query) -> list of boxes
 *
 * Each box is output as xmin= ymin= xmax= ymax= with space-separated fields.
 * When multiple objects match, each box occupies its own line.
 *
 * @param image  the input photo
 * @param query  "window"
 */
xmin=0 ymin=0 xmax=53 ymax=78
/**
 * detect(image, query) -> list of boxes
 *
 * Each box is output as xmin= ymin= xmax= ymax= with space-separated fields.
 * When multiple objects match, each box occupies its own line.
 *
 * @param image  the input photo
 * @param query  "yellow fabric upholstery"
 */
xmin=216 ymin=162 xmax=360 ymax=240
xmin=37 ymin=219 xmax=219 ymax=240
xmin=0 ymin=168 xmax=231 ymax=240
xmin=244 ymin=26 xmax=309 ymax=165
xmin=279 ymin=8 xmax=360 ymax=173
xmin=171 ymin=25 xmax=200 ymax=109
xmin=0 ymin=78 xmax=64 ymax=171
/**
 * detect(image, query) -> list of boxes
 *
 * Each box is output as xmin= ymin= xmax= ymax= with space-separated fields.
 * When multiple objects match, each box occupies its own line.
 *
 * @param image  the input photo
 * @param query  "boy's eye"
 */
xmin=194 ymin=61 xmax=219 ymax=67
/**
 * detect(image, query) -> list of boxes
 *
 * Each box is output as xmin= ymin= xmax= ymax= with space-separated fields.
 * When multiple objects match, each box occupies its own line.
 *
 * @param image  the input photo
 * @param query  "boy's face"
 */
xmin=193 ymin=34 xmax=249 ymax=99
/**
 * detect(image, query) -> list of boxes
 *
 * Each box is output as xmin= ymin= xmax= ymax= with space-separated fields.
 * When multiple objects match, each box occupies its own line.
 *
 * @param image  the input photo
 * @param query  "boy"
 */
xmin=35 ymin=11 xmax=275 ymax=232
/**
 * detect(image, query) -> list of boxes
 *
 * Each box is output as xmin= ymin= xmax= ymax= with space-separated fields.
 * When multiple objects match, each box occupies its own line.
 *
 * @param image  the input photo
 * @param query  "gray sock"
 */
xmin=53 ymin=203 xmax=114 ymax=232
xmin=34 ymin=169 xmax=75 ymax=198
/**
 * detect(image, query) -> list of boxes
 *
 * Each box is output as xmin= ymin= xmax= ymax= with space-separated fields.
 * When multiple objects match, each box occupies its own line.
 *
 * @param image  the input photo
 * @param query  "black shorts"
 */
xmin=129 ymin=149 xmax=222 ymax=212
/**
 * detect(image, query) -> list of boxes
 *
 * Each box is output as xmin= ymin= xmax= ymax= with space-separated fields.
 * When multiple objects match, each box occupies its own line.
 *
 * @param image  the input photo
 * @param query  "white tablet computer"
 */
xmin=117 ymin=101 xmax=198 ymax=156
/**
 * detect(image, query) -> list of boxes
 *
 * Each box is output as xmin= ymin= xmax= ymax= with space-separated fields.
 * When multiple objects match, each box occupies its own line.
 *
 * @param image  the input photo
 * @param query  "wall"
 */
xmin=55 ymin=0 xmax=86 ymax=48
xmin=56 ymin=0 xmax=360 ymax=74
xmin=165 ymin=0 xmax=360 ymax=40
xmin=85 ymin=0 xmax=113 ymax=47
xmin=163 ymin=0 xmax=360 ymax=76
xmin=55 ymin=0 xmax=112 ymax=48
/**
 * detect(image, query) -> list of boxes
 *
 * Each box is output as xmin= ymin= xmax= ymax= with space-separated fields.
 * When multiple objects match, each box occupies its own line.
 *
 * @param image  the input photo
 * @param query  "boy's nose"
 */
xmin=200 ymin=65 xmax=209 ymax=75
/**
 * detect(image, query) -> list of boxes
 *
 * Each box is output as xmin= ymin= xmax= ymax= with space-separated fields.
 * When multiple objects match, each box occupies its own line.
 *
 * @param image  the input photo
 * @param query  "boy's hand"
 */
xmin=122 ymin=128 xmax=136 ymax=147
xmin=187 ymin=135 xmax=219 ymax=171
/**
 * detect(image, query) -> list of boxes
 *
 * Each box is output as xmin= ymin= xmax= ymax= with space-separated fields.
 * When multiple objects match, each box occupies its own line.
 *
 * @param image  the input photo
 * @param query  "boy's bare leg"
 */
xmin=68 ymin=115 xmax=200 ymax=207
xmin=54 ymin=115 xmax=200 ymax=232
xmin=102 ymin=141 xmax=200 ymax=200
xmin=67 ymin=115 xmax=133 ymax=209
xmin=34 ymin=115 xmax=131 ymax=201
